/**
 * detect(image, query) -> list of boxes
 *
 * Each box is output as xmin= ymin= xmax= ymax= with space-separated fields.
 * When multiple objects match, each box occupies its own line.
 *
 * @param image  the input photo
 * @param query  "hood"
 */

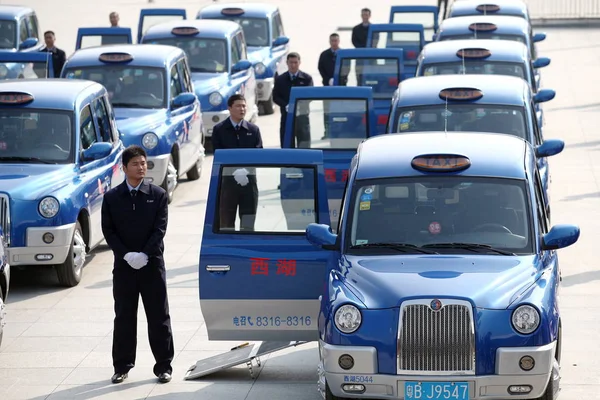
xmin=247 ymin=46 xmax=271 ymax=64
xmin=0 ymin=164 xmax=75 ymax=200
xmin=340 ymin=255 xmax=540 ymax=310
xmin=191 ymin=72 xmax=229 ymax=95
xmin=113 ymin=108 xmax=167 ymax=136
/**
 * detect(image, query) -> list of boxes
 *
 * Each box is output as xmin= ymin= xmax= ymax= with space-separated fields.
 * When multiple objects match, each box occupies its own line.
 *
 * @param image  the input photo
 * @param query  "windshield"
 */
xmin=338 ymin=58 xmax=399 ymax=99
xmin=0 ymin=61 xmax=48 ymax=79
xmin=347 ymin=177 xmax=532 ymax=254
xmin=391 ymin=12 xmax=435 ymax=41
xmin=422 ymin=61 xmax=526 ymax=80
xmin=394 ymin=105 xmax=527 ymax=139
xmin=146 ymin=37 xmax=228 ymax=73
xmin=79 ymin=35 xmax=130 ymax=49
xmin=371 ymin=31 xmax=421 ymax=50
xmin=207 ymin=16 xmax=269 ymax=47
xmin=0 ymin=109 xmax=73 ymax=163
xmin=0 ymin=20 xmax=16 ymax=49
xmin=440 ymin=33 xmax=526 ymax=45
xmin=291 ymin=98 xmax=369 ymax=149
xmin=63 ymin=66 xmax=166 ymax=109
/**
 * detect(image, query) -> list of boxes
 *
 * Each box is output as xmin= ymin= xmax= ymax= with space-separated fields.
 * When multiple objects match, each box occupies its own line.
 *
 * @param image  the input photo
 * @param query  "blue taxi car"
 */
xmin=0 ymin=6 xmax=43 ymax=52
xmin=0 ymin=226 xmax=8 ymax=347
xmin=197 ymin=3 xmax=290 ymax=115
xmin=0 ymin=51 xmax=53 ymax=79
xmin=140 ymin=20 xmax=257 ymax=153
xmin=75 ymin=27 xmax=133 ymax=50
xmin=196 ymin=132 xmax=579 ymax=400
xmin=0 ymin=79 xmax=125 ymax=287
xmin=366 ymin=23 xmax=424 ymax=79
xmin=61 ymin=45 xmax=205 ymax=203
xmin=389 ymin=6 xmax=439 ymax=43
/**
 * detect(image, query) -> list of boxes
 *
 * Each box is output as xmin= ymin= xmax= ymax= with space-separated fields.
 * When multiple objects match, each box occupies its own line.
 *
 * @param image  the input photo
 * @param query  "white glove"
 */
xmin=285 ymin=104 xmax=289 ymax=112
xmin=129 ymin=252 xmax=148 ymax=270
xmin=124 ymin=252 xmax=136 ymax=266
xmin=233 ymin=168 xmax=249 ymax=186
xmin=328 ymin=78 xmax=333 ymax=86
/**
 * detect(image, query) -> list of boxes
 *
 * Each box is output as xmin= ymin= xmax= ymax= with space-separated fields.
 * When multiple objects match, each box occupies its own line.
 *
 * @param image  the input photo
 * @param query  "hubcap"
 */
xmin=317 ymin=359 xmax=326 ymax=399
xmin=0 ymin=298 xmax=5 ymax=328
xmin=166 ymin=157 xmax=178 ymax=195
xmin=72 ymin=229 xmax=86 ymax=276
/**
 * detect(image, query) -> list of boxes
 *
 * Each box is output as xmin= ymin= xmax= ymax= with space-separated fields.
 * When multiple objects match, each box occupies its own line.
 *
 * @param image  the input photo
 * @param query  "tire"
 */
xmin=259 ymin=94 xmax=275 ymax=115
xmin=56 ymin=221 xmax=86 ymax=287
xmin=536 ymin=357 xmax=560 ymax=400
xmin=160 ymin=153 xmax=177 ymax=204
xmin=186 ymin=156 xmax=202 ymax=181
xmin=0 ymin=285 xmax=4 ymax=348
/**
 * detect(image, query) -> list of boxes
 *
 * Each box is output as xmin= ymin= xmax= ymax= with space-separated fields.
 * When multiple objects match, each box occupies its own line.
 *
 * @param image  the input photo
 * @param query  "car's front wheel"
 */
xmin=0 ymin=285 xmax=5 ymax=348
xmin=56 ymin=221 xmax=86 ymax=287
xmin=536 ymin=357 xmax=560 ymax=400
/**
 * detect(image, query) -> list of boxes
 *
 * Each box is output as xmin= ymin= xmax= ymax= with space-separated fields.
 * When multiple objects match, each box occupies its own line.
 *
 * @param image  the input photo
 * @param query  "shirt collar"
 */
xmin=126 ymin=180 xmax=143 ymax=192
xmin=229 ymin=117 xmax=243 ymax=128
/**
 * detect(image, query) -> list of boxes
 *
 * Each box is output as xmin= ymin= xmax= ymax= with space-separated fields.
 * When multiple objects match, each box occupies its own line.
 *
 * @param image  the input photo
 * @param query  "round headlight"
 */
xmin=0 ymin=65 xmax=7 ymax=77
xmin=254 ymin=62 xmax=266 ymax=75
xmin=142 ymin=132 xmax=158 ymax=149
xmin=209 ymin=92 xmax=223 ymax=106
xmin=511 ymin=305 xmax=540 ymax=334
xmin=39 ymin=197 xmax=59 ymax=218
xmin=334 ymin=304 xmax=362 ymax=334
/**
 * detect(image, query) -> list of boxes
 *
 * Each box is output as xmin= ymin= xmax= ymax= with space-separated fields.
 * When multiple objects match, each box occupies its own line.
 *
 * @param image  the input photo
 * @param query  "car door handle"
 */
xmin=285 ymin=173 xmax=304 ymax=179
xmin=206 ymin=265 xmax=230 ymax=272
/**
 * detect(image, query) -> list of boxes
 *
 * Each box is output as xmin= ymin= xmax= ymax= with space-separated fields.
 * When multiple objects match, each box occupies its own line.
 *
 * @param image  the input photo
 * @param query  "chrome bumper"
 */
xmin=202 ymin=110 xmax=230 ymax=138
xmin=144 ymin=153 xmax=170 ymax=185
xmin=256 ymin=77 xmax=274 ymax=101
xmin=319 ymin=340 xmax=555 ymax=399
xmin=7 ymin=223 xmax=75 ymax=266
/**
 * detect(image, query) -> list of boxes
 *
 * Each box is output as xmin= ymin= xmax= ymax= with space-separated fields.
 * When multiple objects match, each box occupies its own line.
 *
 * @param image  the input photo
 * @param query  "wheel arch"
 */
xmin=77 ymin=209 xmax=91 ymax=251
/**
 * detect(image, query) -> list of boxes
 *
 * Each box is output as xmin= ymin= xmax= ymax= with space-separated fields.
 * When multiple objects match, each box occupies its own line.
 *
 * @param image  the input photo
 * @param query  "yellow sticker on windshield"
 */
xmin=215 ymin=63 xmax=225 ymax=72
xmin=400 ymin=122 xmax=409 ymax=131
xmin=424 ymin=70 xmax=433 ymax=76
xmin=360 ymin=201 xmax=371 ymax=211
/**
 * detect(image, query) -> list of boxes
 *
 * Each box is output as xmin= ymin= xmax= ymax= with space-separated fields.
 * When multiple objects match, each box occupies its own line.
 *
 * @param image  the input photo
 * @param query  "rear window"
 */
xmin=391 ymin=12 xmax=435 ymax=41
xmin=371 ymin=31 xmax=422 ymax=49
xmin=338 ymin=58 xmax=400 ymax=99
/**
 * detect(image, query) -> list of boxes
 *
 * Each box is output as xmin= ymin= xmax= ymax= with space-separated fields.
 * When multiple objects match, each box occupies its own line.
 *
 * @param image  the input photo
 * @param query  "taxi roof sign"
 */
xmin=221 ymin=8 xmax=245 ymax=16
xmin=171 ymin=27 xmax=200 ymax=36
xmin=468 ymin=22 xmax=498 ymax=32
xmin=0 ymin=92 xmax=34 ymax=105
xmin=412 ymin=154 xmax=471 ymax=172
xmin=456 ymin=48 xmax=491 ymax=59
xmin=476 ymin=4 xmax=501 ymax=13
xmin=99 ymin=53 xmax=134 ymax=63
xmin=439 ymin=88 xmax=484 ymax=101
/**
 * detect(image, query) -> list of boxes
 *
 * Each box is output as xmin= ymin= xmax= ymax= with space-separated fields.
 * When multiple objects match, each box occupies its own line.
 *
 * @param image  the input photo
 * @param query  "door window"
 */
xmin=178 ymin=59 xmax=193 ymax=92
xmin=26 ymin=14 xmax=39 ymax=39
xmin=237 ymin=32 xmax=248 ymax=60
xmin=170 ymin=64 xmax=182 ymax=100
xmin=80 ymin=105 xmax=98 ymax=150
xmin=19 ymin=19 xmax=28 ymax=42
xmin=230 ymin=36 xmax=241 ymax=66
xmin=93 ymin=97 xmax=113 ymax=143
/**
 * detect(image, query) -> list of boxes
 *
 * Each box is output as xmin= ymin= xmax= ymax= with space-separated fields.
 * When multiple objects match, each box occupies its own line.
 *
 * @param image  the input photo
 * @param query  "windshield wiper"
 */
xmin=350 ymin=242 xmax=438 ymax=254
xmin=0 ymin=156 xmax=54 ymax=164
xmin=110 ymin=102 xmax=148 ymax=108
xmin=421 ymin=243 xmax=516 ymax=256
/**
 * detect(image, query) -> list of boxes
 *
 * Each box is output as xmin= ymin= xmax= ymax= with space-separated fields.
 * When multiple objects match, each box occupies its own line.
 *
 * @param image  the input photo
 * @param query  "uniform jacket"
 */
xmin=273 ymin=71 xmax=314 ymax=110
xmin=318 ymin=48 xmax=338 ymax=86
xmin=352 ymin=23 xmax=370 ymax=48
xmin=39 ymin=46 xmax=66 ymax=78
xmin=212 ymin=118 xmax=263 ymax=150
xmin=101 ymin=180 xmax=168 ymax=268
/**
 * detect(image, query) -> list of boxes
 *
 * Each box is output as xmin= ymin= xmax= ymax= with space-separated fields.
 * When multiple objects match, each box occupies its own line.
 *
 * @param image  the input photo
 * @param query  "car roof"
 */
xmin=438 ymin=15 xmax=529 ymax=36
xmin=0 ymin=79 xmax=103 ymax=110
xmin=198 ymin=2 xmax=278 ymax=18
xmin=395 ymin=74 xmax=529 ymax=107
xmin=0 ymin=5 xmax=34 ymax=19
xmin=449 ymin=0 xmax=528 ymax=19
xmin=420 ymin=39 xmax=529 ymax=64
xmin=142 ymin=19 xmax=241 ymax=41
xmin=355 ymin=132 xmax=528 ymax=180
xmin=64 ymin=44 xmax=184 ymax=68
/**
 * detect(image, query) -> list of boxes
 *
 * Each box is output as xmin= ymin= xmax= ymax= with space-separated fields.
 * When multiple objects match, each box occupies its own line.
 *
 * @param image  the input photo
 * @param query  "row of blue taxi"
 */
xmin=195 ymin=1 xmax=579 ymax=400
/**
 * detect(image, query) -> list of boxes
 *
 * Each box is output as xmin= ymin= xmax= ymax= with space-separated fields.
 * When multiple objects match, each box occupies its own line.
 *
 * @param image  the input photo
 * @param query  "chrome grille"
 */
xmin=397 ymin=299 xmax=475 ymax=374
xmin=0 ymin=194 xmax=9 ymax=246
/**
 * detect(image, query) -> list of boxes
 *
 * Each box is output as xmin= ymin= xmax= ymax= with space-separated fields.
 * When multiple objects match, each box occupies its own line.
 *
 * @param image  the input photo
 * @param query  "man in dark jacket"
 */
xmin=273 ymin=52 xmax=313 ymax=148
xmin=101 ymin=145 xmax=174 ymax=385
xmin=318 ymin=33 xmax=340 ymax=87
xmin=39 ymin=31 xmax=66 ymax=78
xmin=351 ymin=8 xmax=372 ymax=48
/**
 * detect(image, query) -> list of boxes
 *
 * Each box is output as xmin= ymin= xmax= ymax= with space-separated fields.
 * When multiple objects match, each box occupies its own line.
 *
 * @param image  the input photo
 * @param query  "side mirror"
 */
xmin=306 ymin=223 xmax=338 ymax=250
xmin=535 ymin=139 xmax=564 ymax=158
xmin=19 ymin=37 xmax=38 ymax=50
xmin=81 ymin=142 xmax=112 ymax=162
xmin=532 ymin=32 xmax=546 ymax=43
xmin=533 ymin=89 xmax=555 ymax=104
xmin=533 ymin=57 xmax=551 ymax=69
xmin=542 ymin=224 xmax=580 ymax=250
xmin=171 ymin=92 xmax=196 ymax=109
xmin=232 ymin=60 xmax=252 ymax=74
xmin=272 ymin=36 xmax=289 ymax=47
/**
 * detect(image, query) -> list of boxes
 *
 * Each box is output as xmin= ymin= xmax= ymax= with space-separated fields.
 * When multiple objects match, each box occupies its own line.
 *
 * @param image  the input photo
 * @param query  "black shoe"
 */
xmin=158 ymin=372 xmax=172 ymax=383
xmin=111 ymin=372 xmax=128 ymax=384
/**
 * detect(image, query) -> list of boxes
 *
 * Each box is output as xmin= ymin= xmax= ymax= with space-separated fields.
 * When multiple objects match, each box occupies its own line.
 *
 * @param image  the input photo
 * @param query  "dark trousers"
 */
xmin=438 ymin=0 xmax=449 ymax=20
xmin=280 ymin=111 xmax=311 ymax=148
xmin=219 ymin=176 xmax=259 ymax=231
xmin=112 ymin=264 xmax=174 ymax=376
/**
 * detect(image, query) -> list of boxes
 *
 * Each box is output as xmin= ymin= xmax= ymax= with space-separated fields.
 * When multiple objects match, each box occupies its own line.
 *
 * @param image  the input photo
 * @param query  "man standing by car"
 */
xmin=101 ymin=145 xmax=174 ymax=385
xmin=273 ymin=52 xmax=313 ymax=148
xmin=318 ymin=34 xmax=340 ymax=139
xmin=352 ymin=8 xmax=371 ymax=48
xmin=39 ymin=31 xmax=66 ymax=78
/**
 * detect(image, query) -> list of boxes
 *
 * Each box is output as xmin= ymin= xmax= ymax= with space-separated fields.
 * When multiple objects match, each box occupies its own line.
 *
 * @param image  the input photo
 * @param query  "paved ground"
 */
xmin=1 ymin=0 xmax=599 ymax=399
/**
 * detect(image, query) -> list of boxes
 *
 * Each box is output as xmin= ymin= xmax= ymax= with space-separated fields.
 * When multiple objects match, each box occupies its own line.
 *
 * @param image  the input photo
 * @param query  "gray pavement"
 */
xmin=0 ymin=0 xmax=599 ymax=399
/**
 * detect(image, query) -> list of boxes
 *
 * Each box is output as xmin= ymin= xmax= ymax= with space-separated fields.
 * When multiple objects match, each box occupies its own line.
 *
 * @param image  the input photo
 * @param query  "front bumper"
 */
xmin=256 ymin=77 xmax=274 ymax=101
xmin=7 ymin=223 xmax=75 ymax=266
xmin=319 ymin=340 xmax=555 ymax=399
xmin=202 ymin=110 xmax=230 ymax=139
xmin=144 ymin=153 xmax=170 ymax=185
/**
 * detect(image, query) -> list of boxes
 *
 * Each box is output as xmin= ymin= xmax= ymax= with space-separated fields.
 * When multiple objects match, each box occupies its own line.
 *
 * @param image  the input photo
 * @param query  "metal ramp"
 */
xmin=184 ymin=341 xmax=310 ymax=380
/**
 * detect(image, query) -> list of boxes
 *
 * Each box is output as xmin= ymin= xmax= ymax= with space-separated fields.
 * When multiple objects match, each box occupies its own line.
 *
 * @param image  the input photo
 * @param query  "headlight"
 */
xmin=511 ymin=305 xmax=540 ymax=334
xmin=209 ymin=92 xmax=223 ymax=106
xmin=254 ymin=62 xmax=266 ymax=75
xmin=142 ymin=132 xmax=158 ymax=149
xmin=334 ymin=304 xmax=362 ymax=334
xmin=0 ymin=65 xmax=7 ymax=78
xmin=38 ymin=197 xmax=59 ymax=218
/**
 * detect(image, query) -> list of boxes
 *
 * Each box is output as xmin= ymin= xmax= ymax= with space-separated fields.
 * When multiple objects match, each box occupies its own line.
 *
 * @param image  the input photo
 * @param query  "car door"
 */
xmin=0 ymin=52 xmax=53 ymax=79
xmin=199 ymin=148 xmax=331 ymax=341
xmin=137 ymin=8 xmax=186 ymax=43
xmin=177 ymin=57 xmax=203 ymax=157
xmin=283 ymin=86 xmax=375 ymax=232
xmin=75 ymin=28 xmax=133 ymax=50
xmin=389 ymin=6 xmax=439 ymax=43
xmin=270 ymin=12 xmax=289 ymax=77
xmin=367 ymin=23 xmax=424 ymax=80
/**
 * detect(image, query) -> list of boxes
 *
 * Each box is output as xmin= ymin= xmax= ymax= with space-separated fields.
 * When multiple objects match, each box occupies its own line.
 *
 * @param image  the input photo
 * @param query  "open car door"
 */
xmin=389 ymin=6 xmax=439 ymax=43
xmin=199 ymin=148 xmax=331 ymax=341
xmin=333 ymin=49 xmax=403 ymax=135
xmin=75 ymin=28 xmax=132 ymax=50
xmin=137 ymin=8 xmax=187 ymax=43
xmin=0 ymin=52 xmax=54 ymax=79
xmin=366 ymin=23 xmax=424 ymax=80
xmin=283 ymin=86 xmax=375 ymax=231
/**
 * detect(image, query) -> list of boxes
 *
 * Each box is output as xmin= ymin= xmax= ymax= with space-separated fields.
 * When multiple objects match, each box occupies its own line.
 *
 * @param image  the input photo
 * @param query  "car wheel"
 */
xmin=56 ymin=221 xmax=86 ymax=287
xmin=0 ymin=285 xmax=4 ymax=348
xmin=260 ymin=95 xmax=275 ymax=115
xmin=161 ymin=153 xmax=178 ymax=204
xmin=186 ymin=156 xmax=202 ymax=181
xmin=536 ymin=357 xmax=560 ymax=400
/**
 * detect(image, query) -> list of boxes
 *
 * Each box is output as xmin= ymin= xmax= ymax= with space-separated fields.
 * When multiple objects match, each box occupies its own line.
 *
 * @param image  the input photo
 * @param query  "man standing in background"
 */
xmin=109 ymin=12 xmax=120 ymax=27
xmin=39 ymin=31 xmax=66 ymax=78
xmin=352 ymin=8 xmax=371 ymax=48
xmin=318 ymin=34 xmax=340 ymax=139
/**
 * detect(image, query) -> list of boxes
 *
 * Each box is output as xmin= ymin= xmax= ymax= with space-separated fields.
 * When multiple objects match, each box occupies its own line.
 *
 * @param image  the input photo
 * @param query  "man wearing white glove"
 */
xmin=102 ymin=146 xmax=174 ymax=385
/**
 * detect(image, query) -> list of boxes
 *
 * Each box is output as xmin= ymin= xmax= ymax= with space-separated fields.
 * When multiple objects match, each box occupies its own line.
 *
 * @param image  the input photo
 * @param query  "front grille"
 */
xmin=397 ymin=299 xmax=475 ymax=374
xmin=0 ymin=194 xmax=9 ymax=246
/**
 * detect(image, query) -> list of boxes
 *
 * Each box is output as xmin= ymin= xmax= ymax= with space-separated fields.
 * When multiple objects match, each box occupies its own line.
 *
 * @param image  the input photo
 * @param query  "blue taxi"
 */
xmin=75 ymin=27 xmax=133 ymax=50
xmin=0 ymin=6 xmax=42 ymax=52
xmin=196 ymin=132 xmax=579 ymax=400
xmin=448 ymin=0 xmax=531 ymax=23
xmin=61 ymin=44 xmax=205 ymax=203
xmin=197 ymin=3 xmax=290 ymax=116
xmin=140 ymin=20 xmax=257 ymax=153
xmin=0 ymin=51 xmax=53 ymax=79
xmin=0 ymin=226 xmax=8 ymax=347
xmin=366 ymin=23 xmax=424 ymax=79
xmin=0 ymin=79 xmax=125 ymax=287
xmin=389 ymin=6 xmax=439 ymax=43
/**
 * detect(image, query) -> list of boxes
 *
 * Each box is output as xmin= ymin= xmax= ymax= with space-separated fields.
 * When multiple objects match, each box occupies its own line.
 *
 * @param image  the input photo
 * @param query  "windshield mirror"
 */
xmin=147 ymin=37 xmax=228 ymax=73
xmin=422 ymin=61 xmax=526 ymax=80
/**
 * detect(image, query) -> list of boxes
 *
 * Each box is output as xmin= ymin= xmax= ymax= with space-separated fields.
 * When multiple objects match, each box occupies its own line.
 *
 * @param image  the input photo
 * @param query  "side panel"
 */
xmin=75 ymin=28 xmax=133 ymax=50
xmin=137 ymin=8 xmax=187 ymax=43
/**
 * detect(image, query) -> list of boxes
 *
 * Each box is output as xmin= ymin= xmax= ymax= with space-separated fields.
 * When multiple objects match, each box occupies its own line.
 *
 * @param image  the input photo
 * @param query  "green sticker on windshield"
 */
xmin=356 ymin=239 xmax=368 ymax=245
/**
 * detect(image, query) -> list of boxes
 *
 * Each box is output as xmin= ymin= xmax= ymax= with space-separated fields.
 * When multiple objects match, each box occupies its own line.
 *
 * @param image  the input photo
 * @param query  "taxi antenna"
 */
xmin=461 ymin=52 xmax=466 ymax=74
xmin=444 ymin=95 xmax=448 ymax=136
